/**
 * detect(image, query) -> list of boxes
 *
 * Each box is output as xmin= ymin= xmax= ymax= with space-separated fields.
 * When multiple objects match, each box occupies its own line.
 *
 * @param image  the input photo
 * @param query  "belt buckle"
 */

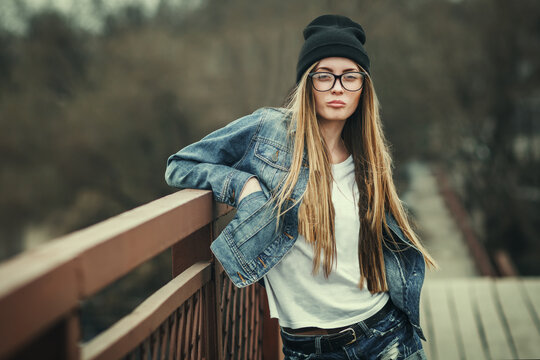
xmin=339 ymin=327 xmax=356 ymax=345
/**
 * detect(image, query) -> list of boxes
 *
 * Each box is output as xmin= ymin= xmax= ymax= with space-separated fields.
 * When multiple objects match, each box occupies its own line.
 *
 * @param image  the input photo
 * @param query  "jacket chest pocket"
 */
xmin=254 ymin=139 xmax=291 ymax=192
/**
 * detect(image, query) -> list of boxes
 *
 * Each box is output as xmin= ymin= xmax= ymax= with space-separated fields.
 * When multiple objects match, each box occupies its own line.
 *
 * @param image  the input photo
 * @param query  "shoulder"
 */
xmin=196 ymin=107 xmax=291 ymax=145
xmin=226 ymin=107 xmax=290 ymax=130
xmin=254 ymin=107 xmax=292 ymax=123
xmin=253 ymin=107 xmax=292 ymax=138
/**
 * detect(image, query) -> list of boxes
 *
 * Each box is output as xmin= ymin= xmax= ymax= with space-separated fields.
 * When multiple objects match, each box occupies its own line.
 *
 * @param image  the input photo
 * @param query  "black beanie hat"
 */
xmin=296 ymin=15 xmax=370 ymax=83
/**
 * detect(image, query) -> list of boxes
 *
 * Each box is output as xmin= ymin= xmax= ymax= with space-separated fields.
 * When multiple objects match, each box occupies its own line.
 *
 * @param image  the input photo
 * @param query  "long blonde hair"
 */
xmin=275 ymin=62 xmax=437 ymax=293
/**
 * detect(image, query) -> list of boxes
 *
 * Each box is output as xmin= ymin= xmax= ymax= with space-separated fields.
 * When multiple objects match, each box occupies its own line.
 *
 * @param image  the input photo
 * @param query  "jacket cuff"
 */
xmin=222 ymin=170 xmax=256 ymax=207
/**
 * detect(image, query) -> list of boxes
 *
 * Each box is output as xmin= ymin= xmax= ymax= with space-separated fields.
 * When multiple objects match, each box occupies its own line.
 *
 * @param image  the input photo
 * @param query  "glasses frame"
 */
xmin=308 ymin=71 xmax=367 ymax=92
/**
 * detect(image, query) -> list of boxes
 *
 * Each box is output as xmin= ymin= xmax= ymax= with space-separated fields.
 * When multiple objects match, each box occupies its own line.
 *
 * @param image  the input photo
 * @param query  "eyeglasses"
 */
xmin=308 ymin=71 xmax=367 ymax=92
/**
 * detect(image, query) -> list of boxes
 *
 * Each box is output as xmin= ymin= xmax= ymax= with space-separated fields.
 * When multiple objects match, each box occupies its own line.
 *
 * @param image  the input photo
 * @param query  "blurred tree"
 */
xmin=25 ymin=11 xmax=88 ymax=97
xmin=0 ymin=32 xmax=14 ymax=96
xmin=0 ymin=11 xmax=89 ymax=258
xmin=471 ymin=0 xmax=540 ymax=274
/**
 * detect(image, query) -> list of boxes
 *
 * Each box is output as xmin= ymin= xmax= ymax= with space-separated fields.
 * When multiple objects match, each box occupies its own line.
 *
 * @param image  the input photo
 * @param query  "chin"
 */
xmin=319 ymin=110 xmax=353 ymax=122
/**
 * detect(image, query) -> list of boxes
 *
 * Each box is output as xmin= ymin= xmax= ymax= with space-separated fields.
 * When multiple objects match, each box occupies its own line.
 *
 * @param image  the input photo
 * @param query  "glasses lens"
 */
xmin=341 ymin=72 xmax=364 ymax=91
xmin=311 ymin=73 xmax=335 ymax=91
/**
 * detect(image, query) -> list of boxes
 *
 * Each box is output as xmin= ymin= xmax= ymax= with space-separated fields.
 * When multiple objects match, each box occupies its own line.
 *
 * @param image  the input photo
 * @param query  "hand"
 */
xmin=238 ymin=177 xmax=262 ymax=203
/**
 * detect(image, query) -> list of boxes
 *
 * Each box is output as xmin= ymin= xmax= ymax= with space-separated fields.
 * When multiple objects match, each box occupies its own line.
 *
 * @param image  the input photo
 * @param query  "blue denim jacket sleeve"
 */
xmin=165 ymin=110 xmax=263 ymax=207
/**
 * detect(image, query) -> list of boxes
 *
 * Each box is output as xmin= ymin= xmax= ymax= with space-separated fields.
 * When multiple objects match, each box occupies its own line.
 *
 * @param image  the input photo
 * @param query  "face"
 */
xmin=311 ymin=57 xmax=363 ymax=124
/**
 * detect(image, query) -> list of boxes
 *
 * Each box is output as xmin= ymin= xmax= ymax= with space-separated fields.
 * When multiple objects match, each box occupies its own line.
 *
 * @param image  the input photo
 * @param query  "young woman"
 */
xmin=165 ymin=14 xmax=436 ymax=360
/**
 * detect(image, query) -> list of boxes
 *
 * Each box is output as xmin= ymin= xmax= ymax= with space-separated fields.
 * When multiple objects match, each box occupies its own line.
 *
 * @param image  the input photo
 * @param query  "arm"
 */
xmin=165 ymin=110 xmax=263 ymax=207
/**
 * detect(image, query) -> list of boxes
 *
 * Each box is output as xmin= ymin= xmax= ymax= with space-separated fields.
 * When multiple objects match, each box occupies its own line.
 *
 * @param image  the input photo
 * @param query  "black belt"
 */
xmin=281 ymin=300 xmax=394 ymax=354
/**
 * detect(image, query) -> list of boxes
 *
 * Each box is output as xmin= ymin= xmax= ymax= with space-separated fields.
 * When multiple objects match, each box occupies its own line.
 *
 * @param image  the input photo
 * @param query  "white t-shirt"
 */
xmin=263 ymin=155 xmax=389 ymax=329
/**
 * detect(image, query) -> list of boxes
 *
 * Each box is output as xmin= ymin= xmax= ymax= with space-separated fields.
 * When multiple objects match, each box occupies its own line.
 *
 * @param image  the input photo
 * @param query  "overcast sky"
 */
xmin=0 ymin=0 xmax=203 ymax=34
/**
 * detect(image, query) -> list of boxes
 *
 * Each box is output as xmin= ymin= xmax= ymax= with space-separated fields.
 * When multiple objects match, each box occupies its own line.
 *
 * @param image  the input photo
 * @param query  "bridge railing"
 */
xmin=0 ymin=189 xmax=280 ymax=360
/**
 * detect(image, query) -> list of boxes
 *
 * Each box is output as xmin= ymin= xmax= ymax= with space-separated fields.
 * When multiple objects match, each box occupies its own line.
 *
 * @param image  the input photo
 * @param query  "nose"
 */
xmin=331 ymin=78 xmax=344 ymax=93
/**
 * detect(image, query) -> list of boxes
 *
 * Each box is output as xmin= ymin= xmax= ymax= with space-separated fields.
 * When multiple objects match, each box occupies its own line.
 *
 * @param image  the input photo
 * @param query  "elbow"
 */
xmin=165 ymin=155 xmax=201 ymax=189
xmin=164 ymin=166 xmax=173 ymax=187
xmin=164 ymin=157 xmax=179 ymax=187
xmin=165 ymin=156 xmax=194 ymax=188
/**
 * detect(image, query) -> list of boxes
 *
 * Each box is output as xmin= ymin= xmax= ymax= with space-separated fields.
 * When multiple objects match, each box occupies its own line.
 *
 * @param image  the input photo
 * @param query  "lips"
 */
xmin=327 ymin=100 xmax=346 ymax=107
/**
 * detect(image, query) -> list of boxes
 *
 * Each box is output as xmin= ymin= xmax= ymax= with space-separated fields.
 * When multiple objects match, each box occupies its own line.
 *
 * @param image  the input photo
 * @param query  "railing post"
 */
xmin=203 ymin=216 xmax=220 ymax=360
xmin=211 ymin=206 xmax=234 ymax=360
xmin=172 ymin=225 xmax=215 ymax=359
xmin=66 ymin=310 xmax=81 ymax=360
xmin=202 ymin=273 xmax=219 ymax=360
xmin=171 ymin=226 xmax=213 ymax=277
xmin=5 ymin=311 xmax=80 ymax=360
xmin=212 ymin=261 xmax=225 ymax=360
xmin=260 ymin=288 xmax=282 ymax=360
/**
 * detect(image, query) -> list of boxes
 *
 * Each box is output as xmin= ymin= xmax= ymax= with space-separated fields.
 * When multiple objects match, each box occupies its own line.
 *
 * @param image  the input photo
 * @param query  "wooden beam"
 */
xmin=471 ymin=279 xmax=515 ymax=359
xmin=0 ymin=256 xmax=79 ymax=359
xmin=419 ymin=289 xmax=433 ymax=359
xmin=425 ymin=282 xmax=462 ymax=360
xmin=495 ymin=278 xmax=540 ymax=359
xmin=449 ymin=280 xmax=487 ymax=359
xmin=522 ymin=277 xmax=540 ymax=332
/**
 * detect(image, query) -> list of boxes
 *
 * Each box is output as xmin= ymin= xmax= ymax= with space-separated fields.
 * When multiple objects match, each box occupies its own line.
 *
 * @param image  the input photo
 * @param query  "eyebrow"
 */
xmin=315 ymin=66 xmax=360 ymax=72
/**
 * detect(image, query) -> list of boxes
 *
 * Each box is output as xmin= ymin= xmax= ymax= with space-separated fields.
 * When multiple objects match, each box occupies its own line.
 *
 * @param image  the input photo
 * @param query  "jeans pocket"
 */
xmin=367 ymin=311 xmax=424 ymax=359
xmin=370 ymin=308 xmax=407 ymax=338
xmin=282 ymin=346 xmax=318 ymax=360
xmin=404 ymin=348 xmax=427 ymax=360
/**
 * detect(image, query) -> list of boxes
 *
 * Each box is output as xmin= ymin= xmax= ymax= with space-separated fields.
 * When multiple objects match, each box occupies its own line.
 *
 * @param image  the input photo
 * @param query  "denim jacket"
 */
xmin=165 ymin=107 xmax=426 ymax=339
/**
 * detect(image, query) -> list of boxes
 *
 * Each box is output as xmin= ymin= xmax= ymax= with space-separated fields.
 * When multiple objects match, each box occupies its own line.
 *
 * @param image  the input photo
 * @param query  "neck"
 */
xmin=318 ymin=119 xmax=349 ymax=164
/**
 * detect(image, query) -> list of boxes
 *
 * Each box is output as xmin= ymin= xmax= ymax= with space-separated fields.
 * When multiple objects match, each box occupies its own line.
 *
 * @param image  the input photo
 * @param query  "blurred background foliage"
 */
xmin=1 ymin=0 xmax=539 ymax=339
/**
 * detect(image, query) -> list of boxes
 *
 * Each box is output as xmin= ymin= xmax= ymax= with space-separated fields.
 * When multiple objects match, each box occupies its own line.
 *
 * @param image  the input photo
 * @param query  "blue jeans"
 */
xmin=280 ymin=305 xmax=426 ymax=360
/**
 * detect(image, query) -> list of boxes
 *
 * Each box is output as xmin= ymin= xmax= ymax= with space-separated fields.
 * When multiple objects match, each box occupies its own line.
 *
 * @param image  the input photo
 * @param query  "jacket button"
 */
xmin=237 ymin=272 xmax=246 ymax=283
xmin=272 ymin=150 xmax=279 ymax=162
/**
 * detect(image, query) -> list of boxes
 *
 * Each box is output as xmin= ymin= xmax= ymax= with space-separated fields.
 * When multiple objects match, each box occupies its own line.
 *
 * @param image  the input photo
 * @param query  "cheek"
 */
xmin=351 ymin=92 xmax=362 ymax=109
xmin=313 ymin=92 xmax=325 ymax=113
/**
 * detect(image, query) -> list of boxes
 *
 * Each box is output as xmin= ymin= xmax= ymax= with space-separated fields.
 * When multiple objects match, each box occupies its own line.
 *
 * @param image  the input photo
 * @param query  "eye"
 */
xmin=313 ymin=73 xmax=333 ymax=81
xmin=343 ymin=73 xmax=361 ymax=82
